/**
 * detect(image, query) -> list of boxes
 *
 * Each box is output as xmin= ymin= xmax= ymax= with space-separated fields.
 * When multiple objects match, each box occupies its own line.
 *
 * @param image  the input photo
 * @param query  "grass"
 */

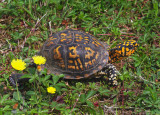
xmin=0 ymin=0 xmax=160 ymax=114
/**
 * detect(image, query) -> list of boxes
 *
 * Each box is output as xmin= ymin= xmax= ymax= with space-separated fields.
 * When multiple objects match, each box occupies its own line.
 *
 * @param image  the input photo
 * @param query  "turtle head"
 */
xmin=109 ymin=40 xmax=138 ymax=63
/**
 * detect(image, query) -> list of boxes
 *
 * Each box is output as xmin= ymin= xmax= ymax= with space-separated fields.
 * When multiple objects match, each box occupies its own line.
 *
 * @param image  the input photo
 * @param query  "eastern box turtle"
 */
xmin=10 ymin=29 xmax=138 ymax=86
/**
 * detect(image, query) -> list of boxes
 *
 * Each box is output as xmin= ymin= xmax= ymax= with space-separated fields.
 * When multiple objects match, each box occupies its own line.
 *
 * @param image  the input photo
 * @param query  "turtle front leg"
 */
xmin=106 ymin=64 xmax=119 ymax=85
xmin=9 ymin=73 xmax=29 ymax=86
xmin=97 ymin=64 xmax=119 ymax=85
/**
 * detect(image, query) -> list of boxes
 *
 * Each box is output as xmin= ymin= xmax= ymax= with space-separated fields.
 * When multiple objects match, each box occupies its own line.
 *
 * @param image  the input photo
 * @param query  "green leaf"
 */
xmin=120 ymin=75 xmax=124 ymax=81
xmin=52 ymin=74 xmax=64 ymax=85
xmin=20 ymin=74 xmax=32 ymax=79
xmin=21 ymin=7 xmax=36 ymax=20
xmin=40 ymin=102 xmax=50 ymax=107
xmin=44 ymin=75 xmax=51 ymax=81
xmin=51 ymin=101 xmax=58 ymax=108
xmin=2 ymin=105 xmax=10 ymax=111
xmin=38 ymin=109 xmax=49 ymax=113
xmin=80 ymin=94 xmax=86 ymax=103
xmin=143 ymin=99 xmax=152 ymax=104
xmin=143 ymin=90 xmax=150 ymax=95
xmin=87 ymin=107 xmax=96 ymax=114
xmin=26 ymin=91 xmax=36 ymax=95
xmin=113 ymin=98 xmax=117 ymax=104
xmin=86 ymin=100 xmax=94 ymax=108
xmin=29 ymin=78 xmax=35 ymax=83
xmin=56 ymin=82 xmax=66 ymax=87
xmin=28 ymin=68 xmax=36 ymax=75
xmin=0 ymin=94 xmax=10 ymax=104
xmin=58 ymin=74 xmax=64 ymax=78
xmin=155 ymin=100 xmax=160 ymax=105
xmin=99 ymin=89 xmax=110 ymax=96
xmin=86 ymin=90 xmax=97 ymax=99
xmin=41 ymin=68 xmax=48 ymax=75
xmin=13 ymin=91 xmax=23 ymax=101
xmin=24 ymin=58 xmax=31 ymax=63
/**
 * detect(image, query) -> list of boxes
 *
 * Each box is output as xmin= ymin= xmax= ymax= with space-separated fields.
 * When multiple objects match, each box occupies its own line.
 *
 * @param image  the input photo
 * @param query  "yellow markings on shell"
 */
xmin=85 ymin=59 xmax=96 ymax=69
xmin=85 ymin=61 xmax=92 ymax=66
xmin=95 ymin=52 xmax=99 ymax=60
xmin=91 ymin=37 xmax=104 ymax=47
xmin=68 ymin=46 xmax=83 ymax=70
xmin=46 ymin=37 xmax=57 ymax=46
xmin=60 ymin=63 xmax=65 ymax=68
xmin=49 ymin=36 xmax=53 ymax=39
xmin=68 ymin=60 xmax=73 ymax=63
xmin=85 ymin=47 xmax=95 ymax=59
xmin=68 ymin=65 xmax=75 ymax=69
xmin=49 ymin=37 xmax=57 ymax=40
xmin=60 ymin=39 xmax=67 ymax=42
xmin=92 ymin=41 xmax=101 ymax=47
xmin=60 ymin=33 xmax=67 ymax=40
xmin=60 ymin=32 xmax=72 ymax=43
xmin=75 ymin=34 xmax=83 ymax=42
xmin=74 ymin=60 xmax=79 ymax=70
xmin=53 ymin=46 xmax=65 ymax=68
xmin=67 ymin=34 xmax=72 ymax=38
xmin=84 ymin=38 xmax=89 ymax=44
xmin=61 ymin=33 xmax=67 ymax=36
xmin=53 ymin=46 xmax=61 ymax=59
xmin=69 ymin=46 xmax=79 ymax=58
xmin=46 ymin=41 xmax=54 ymax=46
xmin=60 ymin=38 xmax=72 ymax=43
xmin=77 ymin=58 xmax=83 ymax=70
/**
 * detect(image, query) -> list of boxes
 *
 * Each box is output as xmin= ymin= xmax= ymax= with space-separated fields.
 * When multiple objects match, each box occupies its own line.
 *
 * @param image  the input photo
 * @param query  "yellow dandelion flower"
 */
xmin=32 ymin=56 xmax=46 ymax=65
xmin=47 ymin=87 xmax=56 ymax=94
xmin=11 ymin=59 xmax=26 ymax=71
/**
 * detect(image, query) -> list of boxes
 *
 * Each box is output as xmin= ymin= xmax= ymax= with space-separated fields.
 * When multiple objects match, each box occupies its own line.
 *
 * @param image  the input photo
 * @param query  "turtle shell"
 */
xmin=40 ymin=29 xmax=109 ymax=79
